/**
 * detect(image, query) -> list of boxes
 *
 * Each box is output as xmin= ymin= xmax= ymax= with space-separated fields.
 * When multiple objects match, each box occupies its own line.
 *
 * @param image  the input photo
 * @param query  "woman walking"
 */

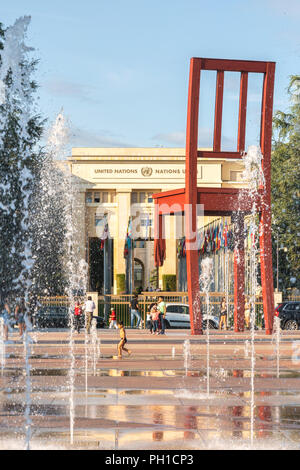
xmin=15 ymin=298 xmax=26 ymax=338
xmin=219 ymin=297 xmax=227 ymax=331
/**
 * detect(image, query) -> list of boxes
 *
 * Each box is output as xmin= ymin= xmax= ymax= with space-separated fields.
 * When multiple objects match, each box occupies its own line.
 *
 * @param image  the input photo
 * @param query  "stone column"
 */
xmin=114 ymin=189 xmax=131 ymax=294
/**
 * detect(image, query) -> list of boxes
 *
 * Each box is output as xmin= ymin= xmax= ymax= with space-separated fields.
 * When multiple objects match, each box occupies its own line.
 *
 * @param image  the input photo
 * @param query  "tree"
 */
xmin=0 ymin=18 xmax=44 ymax=304
xmin=272 ymin=75 xmax=300 ymax=292
xmin=29 ymin=154 xmax=67 ymax=297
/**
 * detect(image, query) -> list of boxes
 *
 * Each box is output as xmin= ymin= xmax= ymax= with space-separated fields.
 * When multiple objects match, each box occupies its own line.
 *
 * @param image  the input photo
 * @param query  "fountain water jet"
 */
xmin=42 ymin=110 xmax=89 ymax=445
xmin=273 ymin=316 xmax=281 ymax=379
xmin=91 ymin=318 xmax=101 ymax=375
xmin=183 ymin=339 xmax=191 ymax=376
xmin=0 ymin=318 xmax=5 ymax=375
xmin=0 ymin=16 xmax=42 ymax=450
xmin=23 ymin=315 xmax=33 ymax=450
xmin=239 ymin=145 xmax=266 ymax=447
xmin=200 ymin=257 xmax=213 ymax=397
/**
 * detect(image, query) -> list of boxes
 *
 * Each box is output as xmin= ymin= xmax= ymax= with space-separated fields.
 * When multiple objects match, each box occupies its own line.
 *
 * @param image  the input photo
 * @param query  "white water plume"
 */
xmin=273 ymin=316 xmax=281 ymax=379
xmin=0 ymin=318 xmax=5 ymax=375
xmin=200 ymin=257 xmax=213 ymax=397
xmin=0 ymin=15 xmax=40 ymax=449
xmin=183 ymin=339 xmax=191 ymax=376
xmin=42 ymin=110 xmax=88 ymax=445
xmin=239 ymin=145 xmax=267 ymax=447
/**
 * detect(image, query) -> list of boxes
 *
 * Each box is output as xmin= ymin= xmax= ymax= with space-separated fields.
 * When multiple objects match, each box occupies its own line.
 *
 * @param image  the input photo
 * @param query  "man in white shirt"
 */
xmin=84 ymin=296 xmax=96 ymax=334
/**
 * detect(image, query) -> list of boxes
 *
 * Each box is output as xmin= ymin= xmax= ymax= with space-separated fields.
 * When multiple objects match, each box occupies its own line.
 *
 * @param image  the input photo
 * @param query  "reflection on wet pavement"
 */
xmin=1 ymin=333 xmax=300 ymax=449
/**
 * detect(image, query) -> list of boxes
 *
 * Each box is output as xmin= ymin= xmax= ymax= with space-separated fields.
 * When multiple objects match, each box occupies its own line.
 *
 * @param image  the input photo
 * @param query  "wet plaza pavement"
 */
xmin=1 ymin=328 xmax=300 ymax=449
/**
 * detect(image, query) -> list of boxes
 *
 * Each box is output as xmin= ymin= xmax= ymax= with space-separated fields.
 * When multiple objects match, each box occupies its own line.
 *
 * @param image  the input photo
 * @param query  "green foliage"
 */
xmin=0 ymin=20 xmax=45 ymax=303
xmin=272 ymin=75 xmax=300 ymax=292
xmin=116 ymin=274 xmax=126 ymax=294
xmin=162 ymin=274 xmax=176 ymax=292
xmin=29 ymin=162 xmax=67 ymax=297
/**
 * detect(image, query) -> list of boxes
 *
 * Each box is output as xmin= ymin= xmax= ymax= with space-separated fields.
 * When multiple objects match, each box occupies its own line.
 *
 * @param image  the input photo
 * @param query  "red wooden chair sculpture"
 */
xmin=153 ymin=58 xmax=275 ymax=335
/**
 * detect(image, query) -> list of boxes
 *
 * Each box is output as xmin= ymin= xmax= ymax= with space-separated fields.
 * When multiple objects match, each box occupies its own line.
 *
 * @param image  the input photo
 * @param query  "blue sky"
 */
xmin=1 ymin=0 xmax=300 ymax=150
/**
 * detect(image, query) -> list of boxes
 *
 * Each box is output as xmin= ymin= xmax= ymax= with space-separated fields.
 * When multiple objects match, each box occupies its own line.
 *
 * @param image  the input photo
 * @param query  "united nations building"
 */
xmin=69 ymin=147 xmax=245 ymax=294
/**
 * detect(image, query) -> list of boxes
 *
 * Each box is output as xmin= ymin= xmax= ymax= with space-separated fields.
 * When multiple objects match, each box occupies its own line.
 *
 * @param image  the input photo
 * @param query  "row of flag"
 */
xmin=177 ymin=221 xmax=257 ymax=258
xmin=101 ymin=215 xmax=257 ymax=257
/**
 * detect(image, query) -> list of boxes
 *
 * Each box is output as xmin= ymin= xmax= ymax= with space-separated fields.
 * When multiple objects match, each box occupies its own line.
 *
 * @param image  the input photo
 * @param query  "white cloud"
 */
xmin=152 ymin=131 xmax=185 ymax=146
xmin=70 ymin=126 xmax=135 ymax=148
xmin=152 ymin=128 xmax=235 ymax=150
xmin=43 ymin=77 xmax=100 ymax=104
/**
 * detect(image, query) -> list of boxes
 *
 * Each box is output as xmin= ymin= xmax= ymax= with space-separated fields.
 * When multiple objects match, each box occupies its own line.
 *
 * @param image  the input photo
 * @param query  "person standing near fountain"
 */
xmin=74 ymin=300 xmax=83 ymax=334
xmin=130 ymin=294 xmax=141 ymax=328
xmin=84 ymin=296 xmax=96 ymax=334
xmin=151 ymin=303 xmax=160 ymax=334
xmin=15 ymin=298 xmax=26 ymax=338
xmin=219 ymin=297 xmax=227 ymax=331
xmin=109 ymin=307 xmax=118 ymax=329
xmin=147 ymin=302 xmax=156 ymax=334
xmin=157 ymin=296 xmax=166 ymax=335
xmin=0 ymin=302 xmax=11 ymax=341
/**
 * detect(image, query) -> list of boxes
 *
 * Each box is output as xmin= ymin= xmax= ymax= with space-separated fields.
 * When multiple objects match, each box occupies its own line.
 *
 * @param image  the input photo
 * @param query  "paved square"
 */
xmin=1 ymin=328 xmax=300 ymax=449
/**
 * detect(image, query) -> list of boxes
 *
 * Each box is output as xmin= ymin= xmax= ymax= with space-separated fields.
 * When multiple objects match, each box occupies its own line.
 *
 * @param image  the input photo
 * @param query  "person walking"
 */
xmin=130 ymin=294 xmax=141 ymax=328
xmin=117 ymin=321 xmax=131 ymax=359
xmin=15 ymin=298 xmax=26 ymax=338
xmin=245 ymin=297 xmax=250 ymax=330
xmin=109 ymin=307 xmax=118 ymax=329
xmin=219 ymin=296 xmax=227 ymax=331
xmin=74 ymin=301 xmax=83 ymax=333
xmin=157 ymin=296 xmax=166 ymax=335
xmin=84 ymin=296 xmax=96 ymax=334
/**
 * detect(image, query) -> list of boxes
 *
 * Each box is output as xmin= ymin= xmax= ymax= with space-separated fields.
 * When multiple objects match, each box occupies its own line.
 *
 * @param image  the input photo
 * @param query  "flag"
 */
xmin=223 ymin=220 xmax=228 ymax=247
xmin=100 ymin=215 xmax=109 ymax=250
xmin=177 ymin=239 xmax=182 ymax=258
xmin=215 ymin=225 xmax=219 ymax=252
xmin=205 ymin=229 xmax=209 ymax=253
xmin=219 ymin=223 xmax=223 ymax=249
xmin=212 ymin=226 xmax=217 ymax=252
xmin=123 ymin=217 xmax=132 ymax=258
xmin=182 ymin=238 xmax=186 ymax=257
xmin=145 ymin=212 xmax=151 ymax=239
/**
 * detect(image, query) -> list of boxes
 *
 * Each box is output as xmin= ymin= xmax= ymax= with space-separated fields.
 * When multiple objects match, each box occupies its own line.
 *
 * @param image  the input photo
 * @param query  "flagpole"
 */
xmin=103 ymin=213 xmax=110 ymax=321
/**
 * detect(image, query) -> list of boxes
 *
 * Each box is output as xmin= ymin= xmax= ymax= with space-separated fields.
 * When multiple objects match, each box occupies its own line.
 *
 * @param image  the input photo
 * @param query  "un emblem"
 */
xmin=141 ymin=167 xmax=153 ymax=177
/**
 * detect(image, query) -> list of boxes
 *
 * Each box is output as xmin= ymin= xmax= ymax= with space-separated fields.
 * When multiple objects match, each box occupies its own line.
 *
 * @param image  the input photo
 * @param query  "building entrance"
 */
xmin=134 ymin=258 xmax=144 ymax=292
xmin=89 ymin=237 xmax=114 ymax=294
